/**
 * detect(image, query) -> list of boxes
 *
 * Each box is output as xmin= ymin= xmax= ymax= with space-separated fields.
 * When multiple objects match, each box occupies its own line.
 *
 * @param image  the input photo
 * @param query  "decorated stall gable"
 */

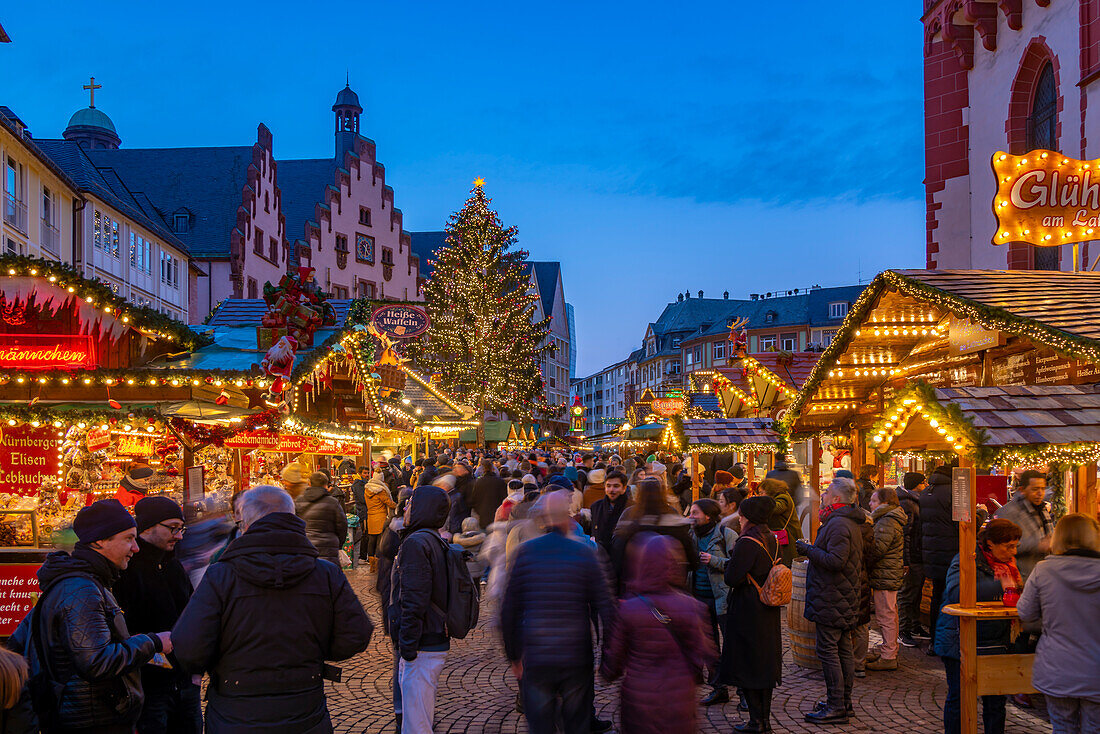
xmin=992 ymin=150 xmax=1100 ymax=247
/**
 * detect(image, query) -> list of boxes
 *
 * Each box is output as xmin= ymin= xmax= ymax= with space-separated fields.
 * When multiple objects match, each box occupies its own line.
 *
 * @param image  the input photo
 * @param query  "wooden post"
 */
xmin=1075 ymin=463 xmax=1098 ymax=517
xmin=691 ymin=451 xmax=701 ymax=503
xmin=957 ymin=456 xmax=979 ymax=734
xmin=747 ymin=451 xmax=756 ymax=485
xmin=810 ymin=436 xmax=821 ymax=542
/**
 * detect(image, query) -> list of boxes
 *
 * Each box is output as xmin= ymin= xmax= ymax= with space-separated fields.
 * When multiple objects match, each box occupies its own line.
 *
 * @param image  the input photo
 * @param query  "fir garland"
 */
xmin=0 ymin=254 xmax=210 ymax=349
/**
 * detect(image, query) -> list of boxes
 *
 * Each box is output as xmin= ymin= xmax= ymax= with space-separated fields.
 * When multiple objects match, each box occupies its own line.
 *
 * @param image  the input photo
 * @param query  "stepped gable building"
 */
xmin=38 ymin=80 xmax=420 ymax=321
xmin=923 ymin=1 xmax=1100 ymax=270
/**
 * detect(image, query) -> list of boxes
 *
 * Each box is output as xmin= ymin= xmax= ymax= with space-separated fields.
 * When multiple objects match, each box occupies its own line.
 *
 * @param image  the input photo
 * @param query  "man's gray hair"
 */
xmin=240 ymin=485 xmax=295 ymax=529
xmin=826 ymin=477 xmax=859 ymax=505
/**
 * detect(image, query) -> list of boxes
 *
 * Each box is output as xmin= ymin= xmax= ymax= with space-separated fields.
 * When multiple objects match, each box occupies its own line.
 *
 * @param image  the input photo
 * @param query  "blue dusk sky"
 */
xmin=0 ymin=2 xmax=925 ymax=376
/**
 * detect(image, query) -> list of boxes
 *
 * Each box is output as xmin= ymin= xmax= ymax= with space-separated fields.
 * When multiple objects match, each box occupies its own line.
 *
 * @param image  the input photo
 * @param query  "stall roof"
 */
xmin=789 ymin=269 xmax=1100 ymax=434
xmin=663 ymin=415 xmax=782 ymax=453
xmin=876 ymin=383 xmax=1100 ymax=465
xmin=203 ymin=298 xmax=355 ymax=328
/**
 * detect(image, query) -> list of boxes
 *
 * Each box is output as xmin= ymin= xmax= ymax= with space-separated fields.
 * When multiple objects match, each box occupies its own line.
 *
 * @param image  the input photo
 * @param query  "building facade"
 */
xmin=923 ymin=0 xmax=1100 ymax=270
xmin=33 ymin=81 xmax=420 ymax=322
xmin=1 ymin=108 xmax=76 ymax=264
xmin=570 ymin=358 xmax=629 ymax=437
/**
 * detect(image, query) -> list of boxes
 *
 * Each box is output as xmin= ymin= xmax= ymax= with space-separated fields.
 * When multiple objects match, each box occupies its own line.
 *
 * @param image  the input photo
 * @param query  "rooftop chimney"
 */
xmin=677 ymin=293 xmax=683 ymax=302
xmin=723 ymin=291 xmax=729 ymax=299
xmin=698 ymin=290 xmax=704 ymax=299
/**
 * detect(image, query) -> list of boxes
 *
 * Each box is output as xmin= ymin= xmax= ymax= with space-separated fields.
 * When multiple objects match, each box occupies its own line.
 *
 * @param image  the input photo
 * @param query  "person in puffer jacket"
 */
xmin=794 ymin=477 xmax=864 ymax=725
xmin=1017 ymin=513 xmax=1100 ymax=734
xmin=865 ymin=487 xmax=907 ymax=671
xmin=9 ymin=500 xmax=167 ymax=734
xmin=896 ymin=472 xmax=927 ymax=645
xmin=172 ymin=486 xmax=372 ymax=734
xmin=920 ymin=464 xmax=958 ymax=649
xmin=294 ymin=472 xmax=348 ymax=565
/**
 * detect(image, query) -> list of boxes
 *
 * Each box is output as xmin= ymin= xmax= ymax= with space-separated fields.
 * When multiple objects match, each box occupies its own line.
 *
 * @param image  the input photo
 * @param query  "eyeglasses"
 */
xmin=158 ymin=523 xmax=186 ymax=537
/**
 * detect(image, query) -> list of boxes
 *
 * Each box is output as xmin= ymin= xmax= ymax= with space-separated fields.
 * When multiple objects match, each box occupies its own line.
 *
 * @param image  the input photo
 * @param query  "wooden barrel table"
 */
xmin=788 ymin=558 xmax=820 ymax=669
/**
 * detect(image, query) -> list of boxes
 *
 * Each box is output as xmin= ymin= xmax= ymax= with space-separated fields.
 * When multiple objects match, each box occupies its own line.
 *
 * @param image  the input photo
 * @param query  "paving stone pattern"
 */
xmin=326 ymin=569 xmax=1051 ymax=733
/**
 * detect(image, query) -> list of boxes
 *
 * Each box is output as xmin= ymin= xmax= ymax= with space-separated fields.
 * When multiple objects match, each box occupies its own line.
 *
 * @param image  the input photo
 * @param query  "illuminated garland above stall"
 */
xmin=0 ymin=254 xmax=210 ymax=349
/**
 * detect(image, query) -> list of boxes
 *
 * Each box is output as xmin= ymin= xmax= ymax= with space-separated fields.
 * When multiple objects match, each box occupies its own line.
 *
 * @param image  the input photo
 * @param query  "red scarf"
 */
xmin=819 ymin=502 xmax=848 ymax=522
xmin=981 ymin=547 xmax=1022 ymax=591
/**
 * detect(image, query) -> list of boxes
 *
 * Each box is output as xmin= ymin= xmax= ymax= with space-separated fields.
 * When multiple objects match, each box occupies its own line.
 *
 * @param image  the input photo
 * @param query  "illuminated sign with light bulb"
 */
xmin=0 ymin=334 xmax=96 ymax=370
xmin=992 ymin=149 xmax=1100 ymax=246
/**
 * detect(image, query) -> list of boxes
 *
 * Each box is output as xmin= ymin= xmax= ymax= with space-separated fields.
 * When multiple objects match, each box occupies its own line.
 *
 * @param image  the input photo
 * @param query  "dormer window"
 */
xmin=672 ymin=337 xmax=682 ymax=349
xmin=829 ymin=302 xmax=849 ymax=319
xmin=173 ymin=211 xmax=190 ymax=233
xmin=765 ymin=310 xmax=777 ymax=324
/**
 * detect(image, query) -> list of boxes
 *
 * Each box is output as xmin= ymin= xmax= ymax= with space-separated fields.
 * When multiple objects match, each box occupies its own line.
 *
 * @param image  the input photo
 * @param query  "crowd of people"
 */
xmin=0 ymin=446 xmax=1097 ymax=734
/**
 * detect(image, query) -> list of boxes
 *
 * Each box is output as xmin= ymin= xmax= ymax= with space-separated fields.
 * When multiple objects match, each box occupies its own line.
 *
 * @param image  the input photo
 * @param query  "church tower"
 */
xmin=332 ymin=81 xmax=362 ymax=161
xmin=63 ymin=77 xmax=121 ymax=150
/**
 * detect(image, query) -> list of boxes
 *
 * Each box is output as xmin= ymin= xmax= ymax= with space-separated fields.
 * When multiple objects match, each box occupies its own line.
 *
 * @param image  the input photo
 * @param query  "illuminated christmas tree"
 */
xmin=416 ymin=181 xmax=555 ymax=445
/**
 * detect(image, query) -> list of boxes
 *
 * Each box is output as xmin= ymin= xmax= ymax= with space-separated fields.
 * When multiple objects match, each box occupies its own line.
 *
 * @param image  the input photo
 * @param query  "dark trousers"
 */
xmin=703 ymin=597 xmax=726 ymax=690
xmin=942 ymin=656 xmax=1006 ymax=734
xmin=815 ymin=624 xmax=854 ymax=710
xmin=360 ymin=532 xmax=382 ymax=560
xmin=138 ymin=679 xmax=203 ymax=734
xmin=743 ymin=688 xmax=773 ymax=726
xmin=521 ymin=665 xmax=593 ymax=734
xmin=928 ymin=576 xmax=947 ymax=647
xmin=898 ymin=564 xmax=926 ymax=634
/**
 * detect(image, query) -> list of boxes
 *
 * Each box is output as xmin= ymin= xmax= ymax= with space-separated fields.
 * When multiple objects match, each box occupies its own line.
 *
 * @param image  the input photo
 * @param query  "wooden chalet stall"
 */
xmin=662 ymin=415 xmax=783 ymax=503
xmin=787 ymin=268 xmax=1100 ymax=733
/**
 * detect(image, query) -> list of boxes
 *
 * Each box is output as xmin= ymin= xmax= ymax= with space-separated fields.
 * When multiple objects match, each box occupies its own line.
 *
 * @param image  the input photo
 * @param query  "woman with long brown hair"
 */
xmin=0 ymin=646 xmax=33 ymax=733
xmin=612 ymin=478 xmax=697 ymax=594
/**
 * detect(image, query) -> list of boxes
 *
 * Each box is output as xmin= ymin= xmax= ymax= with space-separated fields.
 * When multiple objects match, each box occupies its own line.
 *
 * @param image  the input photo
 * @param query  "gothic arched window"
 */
xmin=1028 ymin=63 xmax=1056 ymax=151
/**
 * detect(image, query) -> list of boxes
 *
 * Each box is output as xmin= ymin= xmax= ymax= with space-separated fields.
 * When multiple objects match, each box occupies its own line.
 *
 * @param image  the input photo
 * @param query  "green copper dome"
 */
xmin=66 ymin=106 xmax=117 ymax=134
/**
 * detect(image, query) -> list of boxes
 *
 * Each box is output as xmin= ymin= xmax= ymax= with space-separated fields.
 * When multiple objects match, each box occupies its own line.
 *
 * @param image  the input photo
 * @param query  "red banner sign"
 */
xmin=0 ymin=564 xmax=40 ymax=636
xmin=371 ymin=304 xmax=430 ymax=339
xmin=0 ymin=333 xmax=95 ymax=370
xmin=652 ymin=397 xmax=686 ymax=417
xmin=0 ymin=426 xmax=59 ymax=496
xmin=224 ymin=430 xmax=312 ymax=453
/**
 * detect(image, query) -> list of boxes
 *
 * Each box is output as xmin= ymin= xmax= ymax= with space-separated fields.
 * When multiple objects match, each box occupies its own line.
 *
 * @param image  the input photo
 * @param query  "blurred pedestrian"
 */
xmin=920 ymin=464 xmax=958 ymax=652
xmin=721 ymin=495 xmax=783 ymax=733
xmin=0 ymin=646 xmax=33 ymax=734
xmin=1017 ymin=513 xmax=1100 ymax=734
xmin=173 ymin=486 xmax=372 ymax=733
xmin=613 ymin=478 xmax=697 ymax=593
xmin=994 ymin=470 xmax=1053 ymax=583
xmin=759 ymin=478 xmax=802 ymax=567
xmin=602 ymin=535 xmax=714 ymax=734
xmin=502 ymin=492 xmax=615 ymax=734
xmin=795 ymin=478 xmax=864 ymax=725
xmin=359 ymin=471 xmax=397 ymax=572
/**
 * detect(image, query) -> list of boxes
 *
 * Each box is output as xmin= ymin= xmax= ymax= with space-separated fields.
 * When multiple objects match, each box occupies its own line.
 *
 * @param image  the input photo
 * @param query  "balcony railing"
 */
xmin=3 ymin=192 xmax=27 ymax=233
xmin=39 ymin=218 xmax=60 ymax=257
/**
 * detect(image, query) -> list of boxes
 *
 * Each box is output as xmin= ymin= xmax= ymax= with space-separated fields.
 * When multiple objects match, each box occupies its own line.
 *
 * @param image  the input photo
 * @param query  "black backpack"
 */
xmin=415 ymin=530 xmax=480 ymax=639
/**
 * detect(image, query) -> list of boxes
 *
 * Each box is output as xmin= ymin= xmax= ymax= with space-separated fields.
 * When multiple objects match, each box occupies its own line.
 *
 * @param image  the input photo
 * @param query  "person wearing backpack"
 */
xmin=501 ymin=492 xmax=615 ymax=734
xmin=8 ymin=499 xmax=171 ymax=734
xmin=294 ymin=471 xmax=348 ymax=566
xmin=719 ymin=495 xmax=784 ymax=732
xmin=390 ymin=485 xmax=461 ymax=733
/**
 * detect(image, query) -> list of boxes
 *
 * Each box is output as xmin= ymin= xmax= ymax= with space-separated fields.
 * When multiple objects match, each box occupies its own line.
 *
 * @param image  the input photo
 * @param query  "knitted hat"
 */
xmin=587 ymin=469 xmax=606 ymax=485
xmin=547 ymin=475 xmax=574 ymax=491
xmin=133 ymin=496 xmax=184 ymax=533
xmin=74 ymin=499 xmax=136 ymax=544
xmin=521 ymin=473 xmax=537 ymax=485
xmin=649 ymin=461 xmax=667 ymax=476
xmin=903 ymin=472 xmax=926 ymax=491
xmin=739 ymin=495 xmax=776 ymax=526
xmin=714 ymin=470 xmax=734 ymax=485
xmin=432 ymin=474 xmax=457 ymax=491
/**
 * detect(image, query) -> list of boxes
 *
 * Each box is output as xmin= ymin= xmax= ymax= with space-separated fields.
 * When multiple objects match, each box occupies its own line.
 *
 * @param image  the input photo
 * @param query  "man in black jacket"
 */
xmin=416 ymin=456 xmax=439 ymax=487
xmin=470 ymin=460 xmax=508 ymax=529
xmin=795 ymin=477 xmax=865 ymax=725
xmin=919 ymin=464 xmax=958 ymax=652
xmin=897 ymin=472 xmax=928 ymax=646
xmin=501 ymin=492 xmax=615 ymax=734
xmin=390 ymin=485 xmax=452 ymax=734
xmin=115 ymin=496 xmax=200 ymax=734
xmin=590 ymin=470 xmax=630 ymax=557
xmin=172 ymin=486 xmax=372 ymax=733
xmin=10 ymin=499 xmax=170 ymax=734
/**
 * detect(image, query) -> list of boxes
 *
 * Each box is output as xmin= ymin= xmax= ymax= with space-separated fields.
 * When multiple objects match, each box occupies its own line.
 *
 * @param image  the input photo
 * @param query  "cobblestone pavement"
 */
xmin=326 ymin=569 xmax=1051 ymax=733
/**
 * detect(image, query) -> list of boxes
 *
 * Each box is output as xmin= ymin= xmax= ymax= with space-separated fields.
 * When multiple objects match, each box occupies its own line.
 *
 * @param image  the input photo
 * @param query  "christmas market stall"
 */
xmin=459 ymin=421 xmax=540 ymax=452
xmin=661 ymin=414 xmax=784 ymax=503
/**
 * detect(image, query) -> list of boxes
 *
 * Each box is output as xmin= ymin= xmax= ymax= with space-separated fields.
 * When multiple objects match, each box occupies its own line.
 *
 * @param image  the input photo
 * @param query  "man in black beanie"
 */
xmin=115 ymin=496 xmax=201 ymax=733
xmin=10 ymin=499 xmax=172 ymax=733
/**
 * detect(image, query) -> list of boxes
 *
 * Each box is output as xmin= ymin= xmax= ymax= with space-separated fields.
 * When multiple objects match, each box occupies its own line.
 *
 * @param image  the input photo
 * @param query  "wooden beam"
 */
xmin=691 ymin=451 xmax=701 ymax=504
xmin=957 ymin=456 xmax=979 ymax=734
xmin=976 ymin=654 xmax=1037 ymax=696
xmin=1075 ymin=463 xmax=1098 ymax=518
